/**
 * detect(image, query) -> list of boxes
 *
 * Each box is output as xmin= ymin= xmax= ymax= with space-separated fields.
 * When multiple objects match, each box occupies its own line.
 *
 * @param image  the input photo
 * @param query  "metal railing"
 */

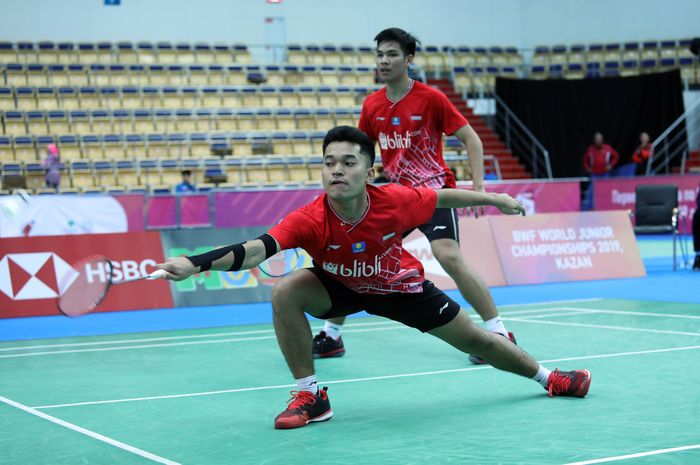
xmin=646 ymin=95 xmax=700 ymax=175
xmin=487 ymin=92 xmax=553 ymax=179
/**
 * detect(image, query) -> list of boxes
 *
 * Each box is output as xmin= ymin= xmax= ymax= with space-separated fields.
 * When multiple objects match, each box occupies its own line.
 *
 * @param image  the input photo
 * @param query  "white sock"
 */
xmin=484 ymin=316 xmax=508 ymax=337
xmin=295 ymin=374 xmax=319 ymax=394
xmin=531 ymin=365 xmax=552 ymax=388
xmin=323 ymin=321 xmax=343 ymax=340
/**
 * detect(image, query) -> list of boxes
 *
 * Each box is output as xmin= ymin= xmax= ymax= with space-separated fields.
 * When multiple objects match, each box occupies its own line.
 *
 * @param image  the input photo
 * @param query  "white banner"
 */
xmin=0 ymin=194 xmax=128 ymax=238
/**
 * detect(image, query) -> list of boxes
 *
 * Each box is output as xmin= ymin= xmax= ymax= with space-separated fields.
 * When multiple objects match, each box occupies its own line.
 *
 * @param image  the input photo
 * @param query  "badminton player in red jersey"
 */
xmin=158 ymin=126 xmax=591 ymax=430
xmin=313 ymin=28 xmax=513 ymax=364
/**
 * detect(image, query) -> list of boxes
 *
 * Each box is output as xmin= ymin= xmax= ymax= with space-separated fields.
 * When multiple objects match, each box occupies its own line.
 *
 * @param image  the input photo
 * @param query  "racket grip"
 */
xmin=147 ymin=269 xmax=167 ymax=280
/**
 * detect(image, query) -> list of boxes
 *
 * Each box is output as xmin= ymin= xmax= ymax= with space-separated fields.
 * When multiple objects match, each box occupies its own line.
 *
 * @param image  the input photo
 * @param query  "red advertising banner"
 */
xmin=0 ymin=232 xmax=172 ymax=318
xmin=404 ymin=217 xmax=506 ymax=289
xmin=489 ymin=211 xmax=645 ymax=285
xmin=593 ymin=175 xmax=700 ymax=233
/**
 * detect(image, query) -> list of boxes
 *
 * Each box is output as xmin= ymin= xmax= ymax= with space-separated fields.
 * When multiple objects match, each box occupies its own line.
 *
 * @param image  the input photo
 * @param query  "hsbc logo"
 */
xmin=0 ymin=253 xmax=77 ymax=300
xmin=378 ymin=131 xmax=412 ymax=150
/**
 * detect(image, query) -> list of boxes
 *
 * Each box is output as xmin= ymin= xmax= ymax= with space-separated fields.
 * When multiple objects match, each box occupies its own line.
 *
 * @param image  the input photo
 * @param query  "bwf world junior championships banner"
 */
xmin=406 ymin=210 xmax=645 ymax=288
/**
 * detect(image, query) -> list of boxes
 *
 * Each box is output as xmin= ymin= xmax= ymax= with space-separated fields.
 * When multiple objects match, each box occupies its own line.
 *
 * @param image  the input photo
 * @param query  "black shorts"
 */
xmin=309 ymin=267 xmax=461 ymax=332
xmin=404 ymin=208 xmax=460 ymax=242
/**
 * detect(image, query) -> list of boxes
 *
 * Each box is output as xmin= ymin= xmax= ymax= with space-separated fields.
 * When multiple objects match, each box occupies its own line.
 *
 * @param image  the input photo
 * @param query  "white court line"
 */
xmin=557 ymin=307 xmax=700 ymax=320
xmin=562 ymin=444 xmax=700 ymax=465
xmin=510 ymin=317 xmax=700 ymax=337
xmin=0 ymin=320 xmax=398 ymax=352
xmin=498 ymin=298 xmax=603 ymax=308
xmin=0 ymin=395 xmax=180 ymax=465
xmin=505 ymin=310 xmax=600 ymax=319
xmin=32 ymin=344 xmax=700 ymax=410
xmin=0 ymin=307 xmax=571 ymax=355
xmin=0 ymin=325 xmax=409 ymax=359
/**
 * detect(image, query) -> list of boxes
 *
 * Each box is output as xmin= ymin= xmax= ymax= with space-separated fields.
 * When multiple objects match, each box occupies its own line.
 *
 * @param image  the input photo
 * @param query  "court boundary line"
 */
xmin=562 ymin=444 xmax=700 ymax=465
xmin=0 ymin=395 xmax=180 ymax=465
xmin=509 ymin=317 xmax=700 ymax=337
xmin=557 ymin=306 xmax=700 ymax=320
xmin=0 ymin=308 xmax=577 ymax=356
xmin=32 ymin=344 xmax=700 ymax=410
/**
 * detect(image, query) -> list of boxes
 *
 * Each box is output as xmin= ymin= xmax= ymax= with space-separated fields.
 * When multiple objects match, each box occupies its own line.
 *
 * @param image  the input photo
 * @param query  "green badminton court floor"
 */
xmin=1 ymin=298 xmax=699 ymax=465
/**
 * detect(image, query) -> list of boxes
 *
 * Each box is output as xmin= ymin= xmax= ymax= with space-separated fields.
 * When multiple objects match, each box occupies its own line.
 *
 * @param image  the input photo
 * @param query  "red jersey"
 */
xmin=267 ymin=184 xmax=437 ymax=294
xmin=632 ymin=143 xmax=652 ymax=164
xmin=583 ymin=144 xmax=619 ymax=175
xmin=359 ymin=80 xmax=468 ymax=189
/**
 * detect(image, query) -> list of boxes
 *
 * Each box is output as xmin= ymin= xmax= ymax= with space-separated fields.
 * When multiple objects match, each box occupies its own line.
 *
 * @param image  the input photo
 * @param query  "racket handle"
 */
xmin=146 ymin=269 xmax=167 ymax=280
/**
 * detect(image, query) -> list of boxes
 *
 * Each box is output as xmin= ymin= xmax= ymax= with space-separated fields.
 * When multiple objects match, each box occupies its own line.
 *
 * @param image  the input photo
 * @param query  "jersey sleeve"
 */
xmin=266 ymin=210 xmax=311 ymax=251
xmin=358 ymin=100 xmax=375 ymax=140
xmin=434 ymin=90 xmax=469 ymax=136
xmin=391 ymin=184 xmax=438 ymax=230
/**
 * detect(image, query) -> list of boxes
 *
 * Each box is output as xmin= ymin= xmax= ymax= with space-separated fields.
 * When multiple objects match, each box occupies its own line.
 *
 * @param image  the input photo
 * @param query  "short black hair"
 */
xmin=181 ymin=170 xmax=192 ymax=176
xmin=374 ymin=28 xmax=420 ymax=57
xmin=322 ymin=126 xmax=375 ymax=166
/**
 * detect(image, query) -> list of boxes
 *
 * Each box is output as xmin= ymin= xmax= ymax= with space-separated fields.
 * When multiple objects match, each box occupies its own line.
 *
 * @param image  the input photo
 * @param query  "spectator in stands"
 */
xmin=373 ymin=166 xmax=389 ymax=183
xmin=632 ymin=132 xmax=652 ymax=176
xmin=693 ymin=186 xmax=700 ymax=271
xmin=583 ymin=132 xmax=619 ymax=178
xmin=175 ymin=170 xmax=196 ymax=193
xmin=42 ymin=144 xmax=61 ymax=189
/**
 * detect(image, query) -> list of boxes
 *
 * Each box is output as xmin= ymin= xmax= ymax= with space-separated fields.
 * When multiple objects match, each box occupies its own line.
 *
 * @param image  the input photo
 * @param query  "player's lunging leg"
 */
xmin=428 ymin=310 xmax=591 ymax=397
xmin=271 ymin=270 xmax=334 ymax=429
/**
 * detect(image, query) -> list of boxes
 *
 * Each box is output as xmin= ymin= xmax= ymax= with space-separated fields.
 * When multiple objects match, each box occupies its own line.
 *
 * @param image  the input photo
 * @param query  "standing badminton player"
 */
xmin=313 ymin=28 xmax=513 ymax=365
xmin=158 ymin=126 xmax=591 ymax=430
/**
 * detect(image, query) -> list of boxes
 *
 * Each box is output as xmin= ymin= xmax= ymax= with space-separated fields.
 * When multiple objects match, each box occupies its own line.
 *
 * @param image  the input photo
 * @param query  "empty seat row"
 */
xmin=0 ymin=63 xmax=377 ymax=87
xmin=0 ymin=84 xmax=380 ymax=111
xmin=532 ymin=39 xmax=696 ymax=66
xmin=0 ymin=107 xmax=361 ymax=136
xmin=528 ymin=57 xmax=698 ymax=82
xmin=0 ymin=41 xmax=250 ymax=65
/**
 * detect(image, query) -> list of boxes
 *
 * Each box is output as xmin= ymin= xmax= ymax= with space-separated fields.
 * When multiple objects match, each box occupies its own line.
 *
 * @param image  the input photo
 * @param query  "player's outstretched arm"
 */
xmin=157 ymin=236 xmax=281 ymax=281
xmin=436 ymin=189 xmax=525 ymax=216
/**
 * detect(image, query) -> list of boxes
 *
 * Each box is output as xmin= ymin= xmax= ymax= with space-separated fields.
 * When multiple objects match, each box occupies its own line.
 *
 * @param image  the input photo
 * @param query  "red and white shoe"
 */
xmin=274 ymin=387 xmax=333 ymax=429
xmin=546 ymin=369 xmax=592 ymax=398
xmin=468 ymin=332 xmax=517 ymax=365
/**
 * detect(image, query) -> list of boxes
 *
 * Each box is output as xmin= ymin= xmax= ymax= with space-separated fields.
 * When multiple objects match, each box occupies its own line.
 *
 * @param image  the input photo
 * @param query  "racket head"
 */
xmin=257 ymin=248 xmax=300 ymax=278
xmin=57 ymin=255 xmax=113 ymax=317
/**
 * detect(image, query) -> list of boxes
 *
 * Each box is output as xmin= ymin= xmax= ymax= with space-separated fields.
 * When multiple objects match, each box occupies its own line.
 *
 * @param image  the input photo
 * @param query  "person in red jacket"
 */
xmin=632 ymin=132 xmax=652 ymax=176
xmin=583 ymin=132 xmax=619 ymax=177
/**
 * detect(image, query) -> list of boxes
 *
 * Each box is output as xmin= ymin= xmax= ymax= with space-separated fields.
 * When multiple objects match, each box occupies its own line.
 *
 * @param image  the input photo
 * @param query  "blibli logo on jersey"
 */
xmin=391 ymin=117 xmax=401 ymax=125
xmin=352 ymin=242 xmax=366 ymax=253
xmin=378 ymin=131 xmax=412 ymax=150
xmin=322 ymin=256 xmax=382 ymax=278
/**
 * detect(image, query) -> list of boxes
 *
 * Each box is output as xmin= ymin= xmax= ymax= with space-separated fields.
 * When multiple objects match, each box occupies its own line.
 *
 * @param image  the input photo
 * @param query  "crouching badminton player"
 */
xmin=157 ymin=126 xmax=591 ymax=430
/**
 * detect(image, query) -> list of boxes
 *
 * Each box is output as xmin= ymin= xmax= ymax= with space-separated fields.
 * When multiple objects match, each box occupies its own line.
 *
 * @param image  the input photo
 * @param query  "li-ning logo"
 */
xmin=378 ymin=131 xmax=412 ymax=150
xmin=322 ymin=256 xmax=383 ymax=278
xmin=0 ymin=252 xmax=77 ymax=300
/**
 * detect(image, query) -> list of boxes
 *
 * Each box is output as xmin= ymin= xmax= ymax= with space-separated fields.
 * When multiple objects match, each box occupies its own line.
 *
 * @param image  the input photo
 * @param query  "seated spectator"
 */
xmin=175 ymin=170 xmax=196 ymax=193
xmin=632 ymin=132 xmax=652 ymax=176
xmin=43 ymin=144 xmax=61 ymax=189
xmin=583 ymin=132 xmax=619 ymax=178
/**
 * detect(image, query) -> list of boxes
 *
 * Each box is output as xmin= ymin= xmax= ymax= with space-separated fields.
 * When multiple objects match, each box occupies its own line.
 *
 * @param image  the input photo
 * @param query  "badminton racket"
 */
xmin=257 ymin=248 xmax=301 ymax=278
xmin=57 ymin=254 xmax=165 ymax=317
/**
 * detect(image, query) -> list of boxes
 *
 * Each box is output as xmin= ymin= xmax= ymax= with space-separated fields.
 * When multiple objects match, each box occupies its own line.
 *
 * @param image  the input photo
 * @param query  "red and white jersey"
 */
xmin=359 ymin=80 xmax=468 ymax=189
xmin=267 ymin=184 xmax=437 ymax=294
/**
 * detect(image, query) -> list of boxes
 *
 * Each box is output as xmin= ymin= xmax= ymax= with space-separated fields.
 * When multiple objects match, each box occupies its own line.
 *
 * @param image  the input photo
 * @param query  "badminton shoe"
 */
xmin=468 ymin=332 xmax=517 ymax=365
xmin=274 ymin=387 xmax=333 ymax=429
xmin=546 ymin=369 xmax=592 ymax=398
xmin=312 ymin=331 xmax=345 ymax=359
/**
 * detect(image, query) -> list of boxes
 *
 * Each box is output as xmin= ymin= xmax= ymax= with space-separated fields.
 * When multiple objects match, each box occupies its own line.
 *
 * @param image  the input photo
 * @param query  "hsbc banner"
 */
xmin=159 ymin=227 xmax=313 ymax=307
xmin=593 ymin=174 xmax=700 ymax=233
xmin=0 ymin=232 xmax=172 ymax=318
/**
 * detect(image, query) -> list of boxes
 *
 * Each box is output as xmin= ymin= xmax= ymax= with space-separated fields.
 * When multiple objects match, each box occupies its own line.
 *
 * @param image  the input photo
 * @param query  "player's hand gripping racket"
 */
xmin=57 ymin=255 xmax=165 ymax=317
